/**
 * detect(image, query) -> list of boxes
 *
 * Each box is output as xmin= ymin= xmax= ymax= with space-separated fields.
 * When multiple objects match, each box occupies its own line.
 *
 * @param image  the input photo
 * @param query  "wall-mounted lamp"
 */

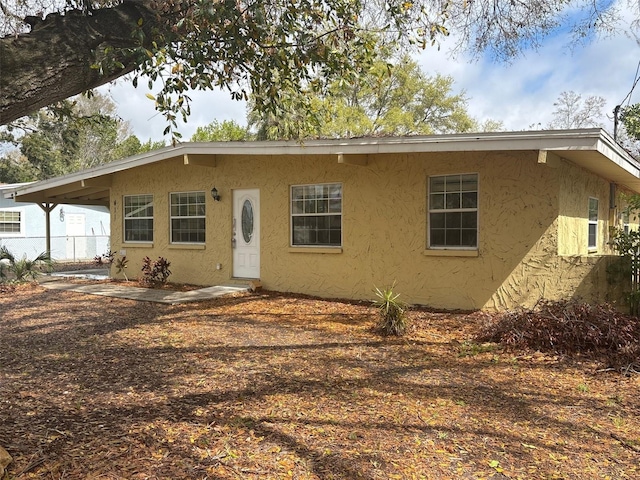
xmin=59 ymin=207 xmax=65 ymax=222
xmin=211 ymin=187 xmax=221 ymax=202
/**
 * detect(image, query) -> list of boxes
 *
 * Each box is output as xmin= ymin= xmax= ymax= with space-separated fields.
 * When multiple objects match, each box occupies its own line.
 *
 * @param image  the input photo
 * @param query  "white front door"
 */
xmin=232 ymin=189 xmax=260 ymax=279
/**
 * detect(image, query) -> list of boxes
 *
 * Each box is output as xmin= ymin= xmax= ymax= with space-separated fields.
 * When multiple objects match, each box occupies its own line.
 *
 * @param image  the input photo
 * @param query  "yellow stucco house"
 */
xmin=8 ymin=129 xmax=640 ymax=310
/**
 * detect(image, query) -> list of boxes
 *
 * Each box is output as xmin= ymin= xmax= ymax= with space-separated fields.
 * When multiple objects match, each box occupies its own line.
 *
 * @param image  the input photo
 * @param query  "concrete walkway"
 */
xmin=39 ymin=272 xmax=249 ymax=304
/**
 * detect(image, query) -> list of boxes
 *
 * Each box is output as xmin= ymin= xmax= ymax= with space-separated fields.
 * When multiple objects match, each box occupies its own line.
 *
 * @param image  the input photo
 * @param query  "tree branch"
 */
xmin=0 ymin=0 xmax=160 ymax=125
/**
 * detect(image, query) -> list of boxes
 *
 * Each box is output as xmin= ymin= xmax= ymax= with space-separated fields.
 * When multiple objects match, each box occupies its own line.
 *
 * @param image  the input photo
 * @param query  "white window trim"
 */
xmin=0 ymin=208 xmax=25 ymax=237
xmin=427 ymin=173 xmax=479 ymax=250
xmin=169 ymin=191 xmax=206 ymax=245
xmin=588 ymin=197 xmax=599 ymax=251
xmin=123 ymin=194 xmax=154 ymax=244
xmin=290 ymin=182 xmax=343 ymax=248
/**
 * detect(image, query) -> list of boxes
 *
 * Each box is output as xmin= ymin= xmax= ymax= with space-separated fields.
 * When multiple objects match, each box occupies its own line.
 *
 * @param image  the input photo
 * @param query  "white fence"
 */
xmin=0 ymin=235 xmax=110 ymax=262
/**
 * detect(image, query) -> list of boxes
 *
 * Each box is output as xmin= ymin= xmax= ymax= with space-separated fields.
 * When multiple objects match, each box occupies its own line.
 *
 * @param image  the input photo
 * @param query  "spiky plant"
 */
xmin=0 ymin=246 xmax=53 ymax=282
xmin=373 ymin=282 xmax=409 ymax=336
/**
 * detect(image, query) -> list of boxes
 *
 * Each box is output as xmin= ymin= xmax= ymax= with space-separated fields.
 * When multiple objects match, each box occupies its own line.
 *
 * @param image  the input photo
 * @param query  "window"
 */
xmin=0 ymin=210 xmax=23 ymax=236
xmin=623 ymin=211 xmax=630 ymax=234
xmin=588 ymin=197 xmax=598 ymax=250
xmin=291 ymin=183 xmax=342 ymax=247
xmin=429 ymin=174 xmax=478 ymax=248
xmin=124 ymin=195 xmax=154 ymax=242
xmin=170 ymin=191 xmax=206 ymax=243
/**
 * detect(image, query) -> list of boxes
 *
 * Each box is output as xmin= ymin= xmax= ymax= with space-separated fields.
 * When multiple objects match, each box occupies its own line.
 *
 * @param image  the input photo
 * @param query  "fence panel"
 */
xmin=0 ymin=235 xmax=110 ymax=262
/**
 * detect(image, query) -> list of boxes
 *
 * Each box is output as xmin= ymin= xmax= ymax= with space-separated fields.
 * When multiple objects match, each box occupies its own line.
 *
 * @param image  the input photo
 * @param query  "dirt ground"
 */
xmin=1 ymin=283 xmax=639 ymax=479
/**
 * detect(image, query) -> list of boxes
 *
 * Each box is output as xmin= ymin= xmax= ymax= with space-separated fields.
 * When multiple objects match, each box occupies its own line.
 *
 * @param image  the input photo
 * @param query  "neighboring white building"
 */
xmin=0 ymin=183 xmax=110 ymax=261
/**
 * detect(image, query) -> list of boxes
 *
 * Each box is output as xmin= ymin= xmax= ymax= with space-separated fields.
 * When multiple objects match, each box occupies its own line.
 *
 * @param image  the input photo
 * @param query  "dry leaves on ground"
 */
xmin=1 ymin=283 xmax=639 ymax=479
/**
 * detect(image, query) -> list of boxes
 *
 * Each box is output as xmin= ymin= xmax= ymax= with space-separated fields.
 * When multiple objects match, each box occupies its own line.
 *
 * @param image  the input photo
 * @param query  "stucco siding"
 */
xmin=558 ymin=160 xmax=613 ymax=256
xmin=109 ymin=150 xmax=620 ymax=310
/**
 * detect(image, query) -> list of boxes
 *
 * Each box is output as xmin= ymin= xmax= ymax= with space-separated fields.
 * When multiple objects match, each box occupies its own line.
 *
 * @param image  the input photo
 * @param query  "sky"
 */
xmin=100 ymin=2 xmax=640 ymax=144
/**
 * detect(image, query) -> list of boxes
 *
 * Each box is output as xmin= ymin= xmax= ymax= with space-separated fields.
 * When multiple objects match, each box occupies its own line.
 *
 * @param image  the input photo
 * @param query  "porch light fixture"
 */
xmin=211 ymin=187 xmax=221 ymax=201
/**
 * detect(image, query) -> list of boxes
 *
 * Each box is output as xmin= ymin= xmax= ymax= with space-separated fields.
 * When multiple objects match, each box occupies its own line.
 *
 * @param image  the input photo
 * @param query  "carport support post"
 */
xmin=37 ymin=203 xmax=57 ymax=259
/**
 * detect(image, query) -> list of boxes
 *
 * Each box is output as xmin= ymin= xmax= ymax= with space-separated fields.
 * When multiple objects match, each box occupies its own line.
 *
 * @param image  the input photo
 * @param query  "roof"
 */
xmin=0 ymin=182 xmax=33 ymax=191
xmin=4 ymin=128 xmax=640 ymax=207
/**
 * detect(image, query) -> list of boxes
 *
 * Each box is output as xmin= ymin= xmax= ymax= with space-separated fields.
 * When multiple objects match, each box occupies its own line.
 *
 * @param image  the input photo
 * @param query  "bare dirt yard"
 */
xmin=1 ymin=283 xmax=639 ymax=479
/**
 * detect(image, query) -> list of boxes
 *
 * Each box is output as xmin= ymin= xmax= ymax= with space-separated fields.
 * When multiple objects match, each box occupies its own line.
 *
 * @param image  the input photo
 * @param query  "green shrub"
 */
xmin=0 ymin=246 xmax=52 ymax=282
xmin=373 ymin=283 xmax=408 ymax=336
xmin=610 ymin=228 xmax=640 ymax=315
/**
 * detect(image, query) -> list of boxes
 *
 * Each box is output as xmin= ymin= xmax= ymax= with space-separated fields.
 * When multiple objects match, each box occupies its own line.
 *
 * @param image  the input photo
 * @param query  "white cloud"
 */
xmin=100 ymin=79 xmax=247 ymax=143
xmin=413 ymin=3 xmax=640 ymax=132
xmin=419 ymin=22 xmax=640 ymax=130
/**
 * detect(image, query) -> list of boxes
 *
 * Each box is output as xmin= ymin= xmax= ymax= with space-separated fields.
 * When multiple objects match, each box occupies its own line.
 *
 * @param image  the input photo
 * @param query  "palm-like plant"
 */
xmin=0 ymin=246 xmax=53 ymax=282
xmin=373 ymin=282 xmax=409 ymax=336
xmin=114 ymin=255 xmax=129 ymax=281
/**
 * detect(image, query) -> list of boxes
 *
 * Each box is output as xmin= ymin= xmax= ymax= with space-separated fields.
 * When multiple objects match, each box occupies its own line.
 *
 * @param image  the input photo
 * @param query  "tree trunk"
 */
xmin=0 ymin=0 xmax=161 ymax=125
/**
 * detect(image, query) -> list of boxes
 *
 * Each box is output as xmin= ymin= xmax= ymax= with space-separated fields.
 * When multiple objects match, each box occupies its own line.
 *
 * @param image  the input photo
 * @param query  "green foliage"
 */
xmin=133 ymin=0 xmax=389 ymax=142
xmin=0 ymin=246 xmax=52 ymax=282
xmin=373 ymin=283 xmax=408 ymax=336
xmin=0 ymin=150 xmax=39 ymax=183
xmin=0 ymin=93 xmax=152 ymax=182
xmin=577 ymin=383 xmax=589 ymax=393
xmin=619 ymin=104 xmax=640 ymax=141
xmin=611 ymin=228 xmax=640 ymax=315
xmin=138 ymin=138 xmax=167 ymax=153
xmin=457 ymin=341 xmax=500 ymax=357
xmin=1 ymin=0 xmax=632 ymax=139
xmin=132 ymin=0 xmax=629 ymax=141
xmin=190 ymin=120 xmax=251 ymax=142
xmin=140 ymin=256 xmax=172 ymax=287
xmin=249 ymin=53 xmax=476 ymax=140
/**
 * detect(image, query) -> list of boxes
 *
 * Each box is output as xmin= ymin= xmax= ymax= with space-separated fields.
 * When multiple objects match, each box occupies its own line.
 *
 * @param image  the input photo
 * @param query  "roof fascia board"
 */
xmin=594 ymin=131 xmax=640 ymax=177
xmin=179 ymin=130 xmax=606 ymax=156
xmin=8 ymin=146 xmax=182 ymax=198
xmin=9 ymin=129 xmax=635 ymax=199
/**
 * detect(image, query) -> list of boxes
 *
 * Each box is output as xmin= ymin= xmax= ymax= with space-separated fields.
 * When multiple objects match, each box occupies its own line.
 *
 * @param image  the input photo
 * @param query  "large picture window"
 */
xmin=0 ymin=210 xmax=23 ymax=235
xmin=291 ymin=183 xmax=342 ymax=247
xmin=170 ymin=191 xmax=206 ymax=243
xmin=124 ymin=195 xmax=153 ymax=242
xmin=429 ymin=174 xmax=478 ymax=248
xmin=588 ymin=197 xmax=598 ymax=250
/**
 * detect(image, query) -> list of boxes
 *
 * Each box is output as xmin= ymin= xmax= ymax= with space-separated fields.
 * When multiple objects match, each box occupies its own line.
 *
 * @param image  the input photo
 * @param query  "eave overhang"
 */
xmin=5 ymin=128 xmax=640 ymax=206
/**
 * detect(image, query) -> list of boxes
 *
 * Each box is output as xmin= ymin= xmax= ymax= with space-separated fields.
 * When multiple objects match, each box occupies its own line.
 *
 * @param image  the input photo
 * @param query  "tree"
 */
xmin=0 ymin=93 xmax=149 ymax=181
xmin=0 ymin=0 xmax=630 ymax=136
xmin=611 ymin=193 xmax=640 ymax=315
xmin=619 ymin=104 xmax=640 ymax=141
xmin=190 ymin=120 xmax=251 ymax=141
xmin=112 ymin=136 xmax=167 ymax=156
xmin=249 ymin=55 xmax=477 ymax=140
xmin=474 ymin=119 xmax=505 ymax=132
xmin=547 ymin=91 xmax=606 ymax=129
xmin=0 ymin=150 xmax=39 ymax=183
